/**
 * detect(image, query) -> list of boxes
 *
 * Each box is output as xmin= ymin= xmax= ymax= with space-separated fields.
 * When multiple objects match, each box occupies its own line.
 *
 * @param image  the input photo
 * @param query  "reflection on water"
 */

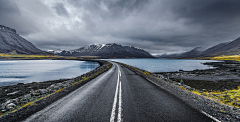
xmin=0 ymin=60 xmax=99 ymax=87
xmin=109 ymin=59 xmax=220 ymax=72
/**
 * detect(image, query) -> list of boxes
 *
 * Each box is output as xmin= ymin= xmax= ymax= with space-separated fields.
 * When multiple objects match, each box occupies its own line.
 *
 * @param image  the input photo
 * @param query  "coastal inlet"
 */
xmin=0 ymin=60 xmax=99 ymax=87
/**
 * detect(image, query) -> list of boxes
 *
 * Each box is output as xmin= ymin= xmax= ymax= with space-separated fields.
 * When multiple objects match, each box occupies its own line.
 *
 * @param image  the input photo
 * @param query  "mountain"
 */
xmin=54 ymin=43 xmax=154 ymax=58
xmin=158 ymin=47 xmax=204 ymax=58
xmin=178 ymin=47 xmax=204 ymax=58
xmin=200 ymin=42 xmax=230 ymax=57
xmin=200 ymin=37 xmax=240 ymax=56
xmin=156 ymin=53 xmax=182 ymax=59
xmin=158 ymin=37 xmax=240 ymax=58
xmin=0 ymin=25 xmax=43 ymax=54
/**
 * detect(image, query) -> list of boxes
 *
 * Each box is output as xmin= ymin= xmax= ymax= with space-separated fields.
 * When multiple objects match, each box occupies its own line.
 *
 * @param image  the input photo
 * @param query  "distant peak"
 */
xmin=106 ymin=43 xmax=121 ymax=46
xmin=0 ymin=25 xmax=16 ymax=34
xmin=191 ymin=47 xmax=205 ymax=52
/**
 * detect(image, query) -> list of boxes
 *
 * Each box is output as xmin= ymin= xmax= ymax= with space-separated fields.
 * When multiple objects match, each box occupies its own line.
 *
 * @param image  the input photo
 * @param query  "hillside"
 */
xmin=201 ymin=37 xmax=240 ymax=56
xmin=158 ymin=47 xmax=204 ymax=58
xmin=0 ymin=25 xmax=43 ymax=54
xmin=158 ymin=37 xmax=240 ymax=58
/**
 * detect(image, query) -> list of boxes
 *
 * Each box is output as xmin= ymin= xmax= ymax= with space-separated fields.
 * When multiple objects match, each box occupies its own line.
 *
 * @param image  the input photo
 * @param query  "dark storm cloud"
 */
xmin=53 ymin=3 xmax=69 ymax=17
xmin=0 ymin=0 xmax=20 ymax=15
xmin=0 ymin=0 xmax=52 ymax=35
xmin=1 ymin=0 xmax=240 ymax=54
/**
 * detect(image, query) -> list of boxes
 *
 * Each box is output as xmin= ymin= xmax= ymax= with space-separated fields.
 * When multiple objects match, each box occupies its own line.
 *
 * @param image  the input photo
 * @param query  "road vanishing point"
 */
xmin=23 ymin=62 xmax=216 ymax=122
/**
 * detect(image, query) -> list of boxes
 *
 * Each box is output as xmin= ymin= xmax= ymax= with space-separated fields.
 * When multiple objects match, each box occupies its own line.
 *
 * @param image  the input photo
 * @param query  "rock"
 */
xmin=56 ymin=83 xmax=64 ymax=87
xmin=20 ymin=101 xmax=27 ymax=104
xmin=21 ymin=94 xmax=31 ymax=101
xmin=24 ymin=94 xmax=31 ymax=99
xmin=53 ymin=86 xmax=60 ymax=90
xmin=31 ymin=89 xmax=34 ymax=93
xmin=39 ymin=89 xmax=48 ymax=95
xmin=28 ymin=98 xmax=34 ymax=102
xmin=6 ymin=103 xmax=16 ymax=110
xmin=5 ymin=100 xmax=12 ymax=105
xmin=180 ymin=79 xmax=184 ymax=84
xmin=7 ymin=91 xmax=20 ymax=96
xmin=17 ymin=83 xmax=24 ymax=85
xmin=65 ymin=80 xmax=74 ymax=84
xmin=12 ymin=98 xmax=19 ymax=105
xmin=179 ymin=69 xmax=184 ymax=72
xmin=32 ymin=92 xmax=40 ymax=96
xmin=1 ymin=109 xmax=7 ymax=113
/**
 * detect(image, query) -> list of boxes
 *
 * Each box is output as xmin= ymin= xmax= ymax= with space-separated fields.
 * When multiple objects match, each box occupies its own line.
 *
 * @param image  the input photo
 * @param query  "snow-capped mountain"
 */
xmin=0 ymin=25 xmax=43 ymax=54
xmin=54 ymin=43 xmax=154 ymax=58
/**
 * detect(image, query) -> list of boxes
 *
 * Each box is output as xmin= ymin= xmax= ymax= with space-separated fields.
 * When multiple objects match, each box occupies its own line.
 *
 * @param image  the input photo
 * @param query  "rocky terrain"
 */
xmin=158 ymin=37 xmax=240 ymax=58
xmin=0 ymin=25 xmax=45 ymax=55
xmin=52 ymin=43 xmax=154 ymax=58
xmin=155 ymin=60 xmax=240 ymax=91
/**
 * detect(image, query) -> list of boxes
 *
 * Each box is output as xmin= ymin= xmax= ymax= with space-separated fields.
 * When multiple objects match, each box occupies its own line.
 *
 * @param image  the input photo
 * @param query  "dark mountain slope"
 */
xmin=202 ymin=37 xmax=240 ymax=56
xmin=0 ymin=25 xmax=43 ymax=54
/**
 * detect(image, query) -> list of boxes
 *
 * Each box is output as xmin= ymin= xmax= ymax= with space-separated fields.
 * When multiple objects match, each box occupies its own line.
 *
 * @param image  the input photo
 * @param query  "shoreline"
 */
xmin=0 ymin=59 xmax=112 ymax=121
xmin=155 ymin=60 xmax=240 ymax=91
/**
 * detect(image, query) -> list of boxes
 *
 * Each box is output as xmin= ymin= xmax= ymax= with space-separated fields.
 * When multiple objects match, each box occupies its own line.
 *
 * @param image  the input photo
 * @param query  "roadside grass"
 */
xmin=190 ymin=87 xmax=240 ymax=108
xmin=178 ymin=86 xmax=186 ymax=90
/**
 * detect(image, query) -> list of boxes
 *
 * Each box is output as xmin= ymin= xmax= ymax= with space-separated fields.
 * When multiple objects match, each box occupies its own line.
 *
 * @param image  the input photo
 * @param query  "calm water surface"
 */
xmin=0 ymin=60 xmax=99 ymax=87
xmin=109 ymin=59 xmax=220 ymax=72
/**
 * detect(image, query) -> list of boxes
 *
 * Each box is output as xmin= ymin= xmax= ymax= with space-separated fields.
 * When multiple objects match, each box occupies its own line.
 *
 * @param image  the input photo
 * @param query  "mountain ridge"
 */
xmin=158 ymin=37 xmax=240 ymax=58
xmin=53 ymin=43 xmax=154 ymax=58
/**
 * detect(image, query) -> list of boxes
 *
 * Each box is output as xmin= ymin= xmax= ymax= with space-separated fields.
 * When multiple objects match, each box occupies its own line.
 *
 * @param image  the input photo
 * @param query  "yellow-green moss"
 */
xmin=188 ymin=86 xmax=240 ymax=108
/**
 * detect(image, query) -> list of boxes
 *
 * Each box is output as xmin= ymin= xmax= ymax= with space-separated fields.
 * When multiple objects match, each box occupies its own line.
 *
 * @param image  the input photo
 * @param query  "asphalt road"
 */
xmin=23 ymin=62 xmax=215 ymax=122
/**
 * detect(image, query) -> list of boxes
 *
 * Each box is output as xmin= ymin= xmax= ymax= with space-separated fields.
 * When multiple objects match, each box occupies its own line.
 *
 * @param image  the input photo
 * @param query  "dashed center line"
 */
xmin=117 ymin=81 xmax=122 ymax=122
xmin=110 ymin=64 xmax=122 ymax=122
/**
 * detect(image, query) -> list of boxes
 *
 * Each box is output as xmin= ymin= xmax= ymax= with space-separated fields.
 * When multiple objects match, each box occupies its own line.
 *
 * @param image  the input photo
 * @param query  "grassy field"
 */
xmin=202 ymin=55 xmax=240 ymax=62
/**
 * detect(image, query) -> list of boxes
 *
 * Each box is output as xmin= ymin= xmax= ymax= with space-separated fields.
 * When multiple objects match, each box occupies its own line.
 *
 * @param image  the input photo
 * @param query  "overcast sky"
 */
xmin=1 ymin=0 xmax=240 ymax=55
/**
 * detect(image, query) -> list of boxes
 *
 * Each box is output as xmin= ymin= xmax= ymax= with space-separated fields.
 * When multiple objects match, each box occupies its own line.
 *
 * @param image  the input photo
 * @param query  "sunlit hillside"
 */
xmin=203 ymin=55 xmax=240 ymax=62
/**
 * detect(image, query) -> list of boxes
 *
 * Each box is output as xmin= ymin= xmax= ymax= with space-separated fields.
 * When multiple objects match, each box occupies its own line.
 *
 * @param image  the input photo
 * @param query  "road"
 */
xmin=23 ymin=62 xmax=215 ymax=122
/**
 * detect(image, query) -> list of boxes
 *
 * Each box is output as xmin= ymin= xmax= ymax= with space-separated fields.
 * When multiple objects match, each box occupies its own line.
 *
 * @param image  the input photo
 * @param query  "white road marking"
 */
xmin=117 ymin=81 xmax=122 ymax=122
xmin=201 ymin=111 xmax=221 ymax=122
xmin=110 ymin=64 xmax=123 ymax=122
xmin=119 ymin=69 xmax=121 ymax=76
xmin=110 ymin=71 xmax=119 ymax=122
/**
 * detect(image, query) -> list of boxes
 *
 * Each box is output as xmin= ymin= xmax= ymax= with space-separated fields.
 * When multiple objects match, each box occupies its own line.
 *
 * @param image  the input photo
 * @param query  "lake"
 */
xmin=0 ymin=59 xmax=220 ymax=87
xmin=0 ymin=60 xmax=99 ymax=87
xmin=108 ymin=59 xmax=220 ymax=72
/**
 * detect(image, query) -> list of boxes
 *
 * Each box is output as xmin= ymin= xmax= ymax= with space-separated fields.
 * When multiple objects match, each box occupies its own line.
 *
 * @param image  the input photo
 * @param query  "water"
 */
xmin=0 ymin=60 xmax=99 ymax=87
xmin=108 ymin=59 xmax=220 ymax=72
